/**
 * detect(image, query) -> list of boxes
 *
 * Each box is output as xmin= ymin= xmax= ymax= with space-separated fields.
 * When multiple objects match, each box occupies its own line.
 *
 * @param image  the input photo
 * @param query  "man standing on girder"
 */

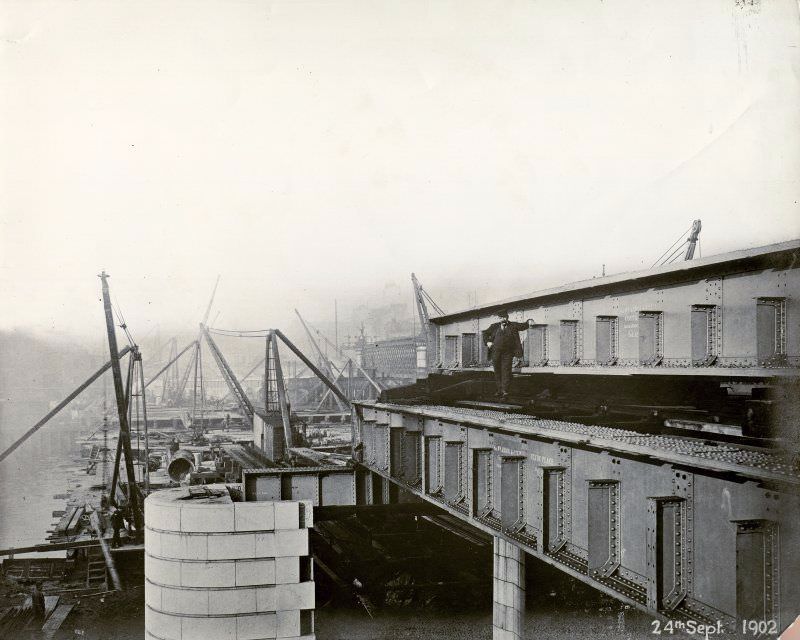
xmin=482 ymin=310 xmax=534 ymax=399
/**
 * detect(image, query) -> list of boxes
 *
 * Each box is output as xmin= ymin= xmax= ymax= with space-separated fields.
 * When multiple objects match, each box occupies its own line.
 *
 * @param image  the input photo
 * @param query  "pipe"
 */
xmin=167 ymin=450 xmax=195 ymax=482
xmin=88 ymin=509 xmax=122 ymax=591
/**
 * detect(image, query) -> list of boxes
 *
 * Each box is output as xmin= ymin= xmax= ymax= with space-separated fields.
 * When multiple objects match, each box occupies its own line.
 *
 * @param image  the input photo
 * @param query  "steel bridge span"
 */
xmin=239 ymin=401 xmax=798 ymax=639
xmin=230 ymin=240 xmax=799 ymax=638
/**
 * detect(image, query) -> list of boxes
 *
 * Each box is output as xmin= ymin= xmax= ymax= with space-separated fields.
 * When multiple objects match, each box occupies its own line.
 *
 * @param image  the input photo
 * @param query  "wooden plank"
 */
xmin=55 ymin=506 xmax=78 ymax=534
xmin=41 ymin=603 xmax=74 ymax=631
xmin=42 ymin=595 xmax=59 ymax=621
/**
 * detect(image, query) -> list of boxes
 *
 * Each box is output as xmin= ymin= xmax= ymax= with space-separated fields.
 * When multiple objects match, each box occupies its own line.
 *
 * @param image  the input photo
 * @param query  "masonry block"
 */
xmin=255 ymin=532 xmax=277 ymax=557
xmin=277 ymin=609 xmax=301 ymax=638
xmin=145 ymin=502 xmax=178 ymax=531
xmin=145 ymin=489 xmax=315 ymax=640
xmin=180 ymin=560 xmax=236 ymax=588
xmin=237 ymin=613 xmax=277 ymax=640
xmin=145 ymin=529 xmax=162 ymax=556
xmin=275 ymin=557 xmax=299 ymax=584
xmin=277 ymin=581 xmax=315 ymax=611
xmin=161 ymin=585 xmax=210 ymax=615
xmin=299 ymin=500 xmax=314 ymax=528
xmin=181 ymin=614 xmax=237 ymax=640
xmin=182 ymin=533 xmax=210 ymax=560
xmin=235 ymin=501 xmax=276 ymax=532
xmin=207 ymin=533 xmax=256 ymax=560
xmin=208 ymin=587 xmax=257 ymax=615
xmin=257 ymin=585 xmax=278 ymax=612
xmin=144 ymin=580 xmax=162 ymax=609
xmin=145 ymin=607 xmax=181 ymax=640
xmin=158 ymin=531 xmax=210 ymax=561
xmin=274 ymin=502 xmax=300 ymax=530
xmin=275 ymin=529 xmax=309 ymax=557
xmin=180 ymin=504 xmax=235 ymax=533
xmin=236 ymin=558 xmax=276 ymax=586
xmin=145 ymin=555 xmax=181 ymax=587
xmin=492 ymin=536 xmax=524 ymax=640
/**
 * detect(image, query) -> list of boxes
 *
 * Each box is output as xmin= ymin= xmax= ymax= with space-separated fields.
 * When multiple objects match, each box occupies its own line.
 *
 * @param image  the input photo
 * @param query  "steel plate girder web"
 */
xmin=353 ymin=401 xmax=800 ymax=631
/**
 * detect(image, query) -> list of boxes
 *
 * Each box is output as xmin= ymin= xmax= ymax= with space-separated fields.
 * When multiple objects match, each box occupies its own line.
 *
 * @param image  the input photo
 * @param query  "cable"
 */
xmin=662 ymin=241 xmax=690 ymax=266
xmin=651 ymin=224 xmax=692 ymax=268
xmin=112 ymin=299 xmax=136 ymax=347
xmin=666 ymin=243 xmax=690 ymax=264
xmin=208 ymin=328 xmax=269 ymax=338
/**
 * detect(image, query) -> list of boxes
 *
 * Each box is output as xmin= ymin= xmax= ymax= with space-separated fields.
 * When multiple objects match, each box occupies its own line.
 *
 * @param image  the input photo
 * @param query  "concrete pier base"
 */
xmin=493 ymin=537 xmax=525 ymax=640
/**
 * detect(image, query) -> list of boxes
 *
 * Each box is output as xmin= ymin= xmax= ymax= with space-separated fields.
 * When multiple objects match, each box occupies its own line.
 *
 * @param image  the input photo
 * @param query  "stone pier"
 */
xmin=144 ymin=485 xmax=315 ymax=640
xmin=493 ymin=537 xmax=525 ymax=640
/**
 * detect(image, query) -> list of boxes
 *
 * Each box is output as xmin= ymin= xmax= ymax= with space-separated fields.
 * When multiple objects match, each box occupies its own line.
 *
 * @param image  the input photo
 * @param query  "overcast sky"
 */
xmin=1 ymin=0 xmax=798 ymax=345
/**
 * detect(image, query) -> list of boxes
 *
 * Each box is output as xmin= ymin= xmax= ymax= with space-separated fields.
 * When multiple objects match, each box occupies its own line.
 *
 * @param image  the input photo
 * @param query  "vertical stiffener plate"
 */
xmin=587 ymin=480 xmax=621 ymax=579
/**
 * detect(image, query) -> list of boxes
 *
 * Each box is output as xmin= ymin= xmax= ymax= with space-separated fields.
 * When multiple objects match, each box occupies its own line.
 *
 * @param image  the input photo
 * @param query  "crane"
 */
xmin=201 ymin=323 xmax=255 ymax=427
xmin=412 ymin=272 xmax=445 ymax=337
xmin=99 ymin=271 xmax=142 ymax=531
xmin=652 ymin=220 xmax=703 ymax=267
xmin=684 ymin=219 xmax=702 ymax=260
xmin=412 ymin=273 xmax=445 ymax=370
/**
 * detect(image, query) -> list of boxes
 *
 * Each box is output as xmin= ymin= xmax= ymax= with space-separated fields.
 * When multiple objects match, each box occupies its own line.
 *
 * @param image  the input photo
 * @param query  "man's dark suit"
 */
xmin=482 ymin=320 xmax=529 ymax=396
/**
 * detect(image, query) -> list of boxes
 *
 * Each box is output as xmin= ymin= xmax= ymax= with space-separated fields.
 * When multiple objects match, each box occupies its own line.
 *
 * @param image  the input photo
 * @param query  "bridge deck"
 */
xmin=388 ymin=403 xmax=798 ymax=486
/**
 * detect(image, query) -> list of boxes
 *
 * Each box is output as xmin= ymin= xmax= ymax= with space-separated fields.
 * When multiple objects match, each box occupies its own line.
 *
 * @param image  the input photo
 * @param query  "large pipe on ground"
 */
xmin=167 ymin=450 xmax=195 ymax=482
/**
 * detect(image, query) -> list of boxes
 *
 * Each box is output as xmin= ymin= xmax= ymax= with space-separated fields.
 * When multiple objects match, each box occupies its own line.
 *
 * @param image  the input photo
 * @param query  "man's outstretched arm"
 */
xmin=509 ymin=319 xmax=534 ymax=332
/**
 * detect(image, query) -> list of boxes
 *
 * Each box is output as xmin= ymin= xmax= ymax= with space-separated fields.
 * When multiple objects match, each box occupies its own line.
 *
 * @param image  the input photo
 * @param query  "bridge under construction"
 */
xmin=2 ymin=238 xmax=799 ymax=639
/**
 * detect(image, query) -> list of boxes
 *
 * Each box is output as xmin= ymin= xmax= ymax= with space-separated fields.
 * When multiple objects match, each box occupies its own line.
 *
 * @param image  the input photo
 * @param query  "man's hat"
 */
xmin=498 ymin=309 xmax=509 ymax=319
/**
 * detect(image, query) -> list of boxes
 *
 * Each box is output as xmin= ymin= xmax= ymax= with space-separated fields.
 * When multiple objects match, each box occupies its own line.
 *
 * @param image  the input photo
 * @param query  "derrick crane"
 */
xmin=412 ymin=273 xmax=445 ymax=370
xmin=294 ymin=309 xmax=348 ymax=411
xmin=170 ymin=276 xmax=220 ymax=409
xmin=161 ymin=338 xmax=179 ymax=403
xmin=201 ymin=324 xmax=349 ymax=461
xmin=412 ymin=272 xmax=444 ymax=336
xmin=684 ymin=219 xmax=702 ymax=260
xmin=295 ymin=308 xmax=384 ymax=396
xmin=98 ymin=271 xmax=142 ymax=531
xmin=652 ymin=219 xmax=703 ymax=267
xmin=201 ymin=323 xmax=255 ymax=428
xmin=144 ymin=340 xmax=198 ymax=392
xmin=221 ymin=356 xmax=266 ymax=402
xmin=171 ymin=347 xmax=198 ymax=407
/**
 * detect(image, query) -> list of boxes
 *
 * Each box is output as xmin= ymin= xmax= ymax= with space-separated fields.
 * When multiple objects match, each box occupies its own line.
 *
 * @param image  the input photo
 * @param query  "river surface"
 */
xmin=0 ymin=400 xmax=90 ymax=554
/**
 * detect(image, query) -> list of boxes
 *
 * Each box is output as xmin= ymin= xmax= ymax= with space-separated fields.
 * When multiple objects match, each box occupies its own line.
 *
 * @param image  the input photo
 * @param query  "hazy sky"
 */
xmin=2 ymin=0 xmax=799 ymax=344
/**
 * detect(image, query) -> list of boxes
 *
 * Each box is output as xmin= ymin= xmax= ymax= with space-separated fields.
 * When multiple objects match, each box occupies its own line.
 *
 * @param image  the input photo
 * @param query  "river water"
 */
xmin=0 ymin=400 xmax=89 ymax=554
